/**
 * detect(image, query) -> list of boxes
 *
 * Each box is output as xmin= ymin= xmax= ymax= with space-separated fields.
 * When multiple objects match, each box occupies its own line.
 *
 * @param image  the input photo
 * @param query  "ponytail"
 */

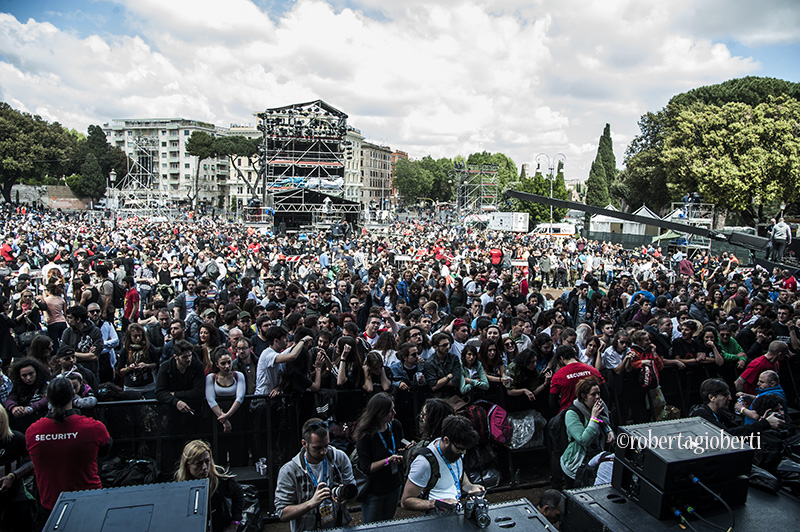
xmin=47 ymin=376 xmax=75 ymax=424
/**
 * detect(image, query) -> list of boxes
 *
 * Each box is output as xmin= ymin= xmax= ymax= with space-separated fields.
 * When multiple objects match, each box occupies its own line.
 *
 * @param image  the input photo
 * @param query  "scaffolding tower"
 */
xmin=454 ymin=162 xmax=499 ymax=213
xmin=111 ymin=135 xmax=170 ymax=218
xmin=255 ymin=101 xmax=349 ymax=210
xmin=666 ymin=202 xmax=715 ymax=256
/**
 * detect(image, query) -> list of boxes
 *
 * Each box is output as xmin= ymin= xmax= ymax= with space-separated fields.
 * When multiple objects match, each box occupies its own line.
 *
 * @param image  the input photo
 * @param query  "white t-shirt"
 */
xmin=408 ymin=439 xmax=462 ymax=501
xmin=255 ymin=347 xmax=282 ymax=396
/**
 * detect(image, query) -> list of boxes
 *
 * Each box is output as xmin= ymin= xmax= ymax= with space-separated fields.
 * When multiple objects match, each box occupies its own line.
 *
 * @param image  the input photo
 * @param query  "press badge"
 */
xmin=390 ymin=461 xmax=399 ymax=475
xmin=319 ymin=500 xmax=334 ymax=524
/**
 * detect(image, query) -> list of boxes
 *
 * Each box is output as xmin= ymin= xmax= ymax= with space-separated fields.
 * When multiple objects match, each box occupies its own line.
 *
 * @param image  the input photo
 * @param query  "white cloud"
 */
xmin=0 ymin=0 xmax=796 ymax=183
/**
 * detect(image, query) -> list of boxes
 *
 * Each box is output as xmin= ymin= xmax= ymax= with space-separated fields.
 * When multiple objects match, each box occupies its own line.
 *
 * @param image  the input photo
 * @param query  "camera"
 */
xmin=330 ymin=483 xmax=357 ymax=500
xmin=463 ymin=495 xmax=491 ymax=529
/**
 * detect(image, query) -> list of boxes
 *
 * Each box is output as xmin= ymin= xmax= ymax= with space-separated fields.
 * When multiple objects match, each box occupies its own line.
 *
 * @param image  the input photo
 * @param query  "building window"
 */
xmin=185 ymin=163 xmax=190 ymax=169
xmin=184 ymin=130 xmax=190 ymax=136
xmin=161 ymin=141 xmax=167 ymax=147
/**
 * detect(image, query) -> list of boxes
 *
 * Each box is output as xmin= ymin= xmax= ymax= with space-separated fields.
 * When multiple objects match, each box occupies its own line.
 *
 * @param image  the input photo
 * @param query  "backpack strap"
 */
xmin=418 ymin=447 xmax=440 ymax=500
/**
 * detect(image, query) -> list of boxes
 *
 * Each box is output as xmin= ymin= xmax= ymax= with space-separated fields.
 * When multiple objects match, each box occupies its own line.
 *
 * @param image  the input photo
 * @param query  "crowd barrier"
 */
xmin=90 ymin=359 xmax=800 ymax=511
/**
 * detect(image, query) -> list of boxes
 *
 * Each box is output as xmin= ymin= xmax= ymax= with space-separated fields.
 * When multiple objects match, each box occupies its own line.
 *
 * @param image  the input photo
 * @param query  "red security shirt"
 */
xmin=26 ymin=413 xmax=110 ymax=509
xmin=550 ymin=362 xmax=605 ymax=412
xmin=739 ymin=356 xmax=780 ymax=396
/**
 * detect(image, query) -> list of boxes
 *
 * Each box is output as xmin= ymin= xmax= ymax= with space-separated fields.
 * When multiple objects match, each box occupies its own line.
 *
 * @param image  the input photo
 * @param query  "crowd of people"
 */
xmin=0 ymin=201 xmax=798 ymax=531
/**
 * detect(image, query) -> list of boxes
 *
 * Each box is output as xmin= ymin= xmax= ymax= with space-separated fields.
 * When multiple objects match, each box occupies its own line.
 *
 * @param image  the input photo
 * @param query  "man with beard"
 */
xmin=401 ymin=415 xmax=484 ymax=511
xmin=61 ymin=305 xmax=104 ymax=380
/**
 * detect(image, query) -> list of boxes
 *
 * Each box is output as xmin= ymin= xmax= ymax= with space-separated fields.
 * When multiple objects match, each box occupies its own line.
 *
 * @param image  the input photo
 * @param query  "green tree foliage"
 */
xmin=585 ymin=153 xmax=609 ymax=207
xmin=419 ymin=156 xmax=454 ymax=202
xmin=66 ymin=152 xmax=106 ymax=199
xmin=670 ymin=76 xmax=800 ymax=108
xmin=215 ymin=135 xmax=260 ymax=195
xmin=0 ymin=102 xmax=78 ymax=201
xmin=598 ymin=124 xmax=617 ymax=185
xmin=185 ymin=131 xmax=217 ymax=205
xmin=466 ymin=151 xmax=518 ymax=191
xmin=503 ymin=162 xmax=567 ymax=224
xmin=81 ymin=125 xmax=129 ymax=179
xmin=624 ymin=77 xmax=800 ymax=222
xmin=393 ymin=158 xmax=433 ymax=200
xmin=662 ymin=96 xmax=800 ymax=220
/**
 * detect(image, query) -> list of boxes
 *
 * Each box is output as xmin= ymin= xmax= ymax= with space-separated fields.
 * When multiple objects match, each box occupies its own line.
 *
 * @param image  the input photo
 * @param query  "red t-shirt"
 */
xmin=26 ymin=414 xmax=110 ymax=509
xmin=550 ymin=362 xmax=605 ymax=412
xmin=739 ymin=356 xmax=780 ymax=395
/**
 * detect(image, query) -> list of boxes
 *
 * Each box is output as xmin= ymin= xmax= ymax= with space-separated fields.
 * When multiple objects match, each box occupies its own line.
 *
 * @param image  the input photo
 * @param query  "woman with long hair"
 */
xmin=418 ymin=397 xmax=454 ymax=441
xmin=373 ymin=331 xmax=398 ymax=366
xmin=335 ymin=336 xmax=365 ymax=390
xmin=478 ymin=338 xmax=507 ymax=386
xmin=175 ymin=439 xmax=244 ymax=532
xmin=197 ymin=323 xmax=219 ymax=374
xmin=27 ymin=334 xmax=54 ymax=369
xmin=206 ymin=347 xmax=246 ymax=466
xmin=449 ymin=277 xmax=467 ymax=310
xmin=459 ymin=345 xmax=489 ymax=399
xmin=26 ymin=377 xmax=110 ymax=520
xmin=501 ymin=335 xmax=520 ymax=365
xmin=355 ymin=392 xmax=405 ymax=523
xmin=117 ymin=323 xmax=158 ymax=398
xmin=363 ymin=351 xmax=392 ymax=394
xmin=3 ymin=357 xmax=49 ymax=432
xmin=506 ymin=348 xmax=551 ymax=408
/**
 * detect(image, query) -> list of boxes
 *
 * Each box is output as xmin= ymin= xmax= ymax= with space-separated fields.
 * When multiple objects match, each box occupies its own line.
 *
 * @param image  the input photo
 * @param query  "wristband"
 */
xmin=231 ymin=520 xmax=241 ymax=526
xmin=590 ymin=416 xmax=603 ymax=424
xmin=385 ymin=458 xmax=389 ymax=466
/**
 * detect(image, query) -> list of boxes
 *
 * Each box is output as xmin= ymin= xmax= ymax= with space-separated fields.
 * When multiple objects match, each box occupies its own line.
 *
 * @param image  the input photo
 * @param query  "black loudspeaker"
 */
xmin=563 ymin=484 xmax=800 ymax=532
xmin=325 ymin=498 xmax=555 ymax=532
xmin=614 ymin=417 xmax=754 ymax=491
xmin=43 ymin=479 xmax=208 ymax=532
xmin=610 ymin=457 xmax=748 ymax=519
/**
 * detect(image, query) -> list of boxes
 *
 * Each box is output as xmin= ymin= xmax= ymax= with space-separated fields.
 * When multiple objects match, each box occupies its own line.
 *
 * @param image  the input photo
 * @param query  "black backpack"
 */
xmin=548 ymin=405 xmax=585 ymax=455
xmin=106 ymin=279 xmax=125 ymax=308
xmin=403 ymin=443 xmax=440 ymax=499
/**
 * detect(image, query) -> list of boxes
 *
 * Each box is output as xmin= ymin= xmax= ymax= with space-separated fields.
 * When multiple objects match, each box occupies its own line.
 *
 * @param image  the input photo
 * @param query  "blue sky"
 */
xmin=1 ymin=0 xmax=798 ymax=179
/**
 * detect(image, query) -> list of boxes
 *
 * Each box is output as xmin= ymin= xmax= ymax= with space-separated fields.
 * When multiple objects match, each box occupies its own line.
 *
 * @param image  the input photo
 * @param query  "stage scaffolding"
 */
xmin=454 ymin=162 xmax=499 ymax=213
xmin=111 ymin=135 xmax=170 ymax=217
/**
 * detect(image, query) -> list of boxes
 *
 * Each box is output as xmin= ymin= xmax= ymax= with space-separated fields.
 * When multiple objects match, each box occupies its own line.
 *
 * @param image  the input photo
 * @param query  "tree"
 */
xmin=598 ymin=124 xmax=617 ymax=186
xmin=623 ymin=77 xmax=800 ymax=219
xmin=82 ymin=124 xmax=129 ymax=179
xmin=0 ymin=103 xmax=78 ymax=202
xmin=393 ymin=158 xmax=433 ymax=201
xmin=585 ymin=153 xmax=609 ymax=207
xmin=215 ymin=135 xmax=260 ymax=196
xmin=503 ymin=161 xmax=568 ymax=224
xmin=661 ymin=96 xmax=800 ymax=226
xmin=466 ymin=151 xmax=519 ymax=191
xmin=66 ymin=152 xmax=106 ymax=200
xmin=419 ymin=156 xmax=454 ymax=202
xmin=185 ymin=131 xmax=217 ymax=208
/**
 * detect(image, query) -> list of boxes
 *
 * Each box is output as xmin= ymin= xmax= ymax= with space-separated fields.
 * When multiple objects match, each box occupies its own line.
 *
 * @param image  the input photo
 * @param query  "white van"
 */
xmin=530 ymin=223 xmax=577 ymax=238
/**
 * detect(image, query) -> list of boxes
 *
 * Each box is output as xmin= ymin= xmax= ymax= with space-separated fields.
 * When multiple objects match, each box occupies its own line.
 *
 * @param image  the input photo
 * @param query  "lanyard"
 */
xmin=378 ymin=422 xmax=396 ymax=454
xmin=436 ymin=441 xmax=461 ymax=496
xmin=304 ymin=456 xmax=327 ymax=488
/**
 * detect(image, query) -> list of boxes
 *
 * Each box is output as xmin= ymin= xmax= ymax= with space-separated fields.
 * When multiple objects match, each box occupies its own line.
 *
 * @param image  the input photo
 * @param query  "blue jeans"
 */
xmin=360 ymin=485 xmax=401 ymax=523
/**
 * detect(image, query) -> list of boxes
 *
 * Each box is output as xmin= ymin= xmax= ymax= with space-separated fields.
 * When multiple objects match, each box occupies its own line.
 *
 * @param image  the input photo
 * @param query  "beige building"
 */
xmin=361 ymin=141 xmax=392 ymax=212
xmin=103 ymin=118 xmax=229 ymax=209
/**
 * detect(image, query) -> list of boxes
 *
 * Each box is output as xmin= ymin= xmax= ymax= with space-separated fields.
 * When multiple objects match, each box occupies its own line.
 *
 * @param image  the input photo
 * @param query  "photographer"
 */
xmin=275 ymin=417 xmax=355 ymax=532
xmin=401 ymin=415 xmax=485 ymax=512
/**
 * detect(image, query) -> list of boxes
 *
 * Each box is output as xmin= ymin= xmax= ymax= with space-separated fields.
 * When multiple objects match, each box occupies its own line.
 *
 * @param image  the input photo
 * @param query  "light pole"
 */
xmin=535 ymin=153 xmax=566 ymax=227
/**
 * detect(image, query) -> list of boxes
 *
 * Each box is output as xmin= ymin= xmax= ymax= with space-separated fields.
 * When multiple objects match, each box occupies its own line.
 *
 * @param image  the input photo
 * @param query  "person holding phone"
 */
xmin=559 ymin=377 xmax=613 ymax=489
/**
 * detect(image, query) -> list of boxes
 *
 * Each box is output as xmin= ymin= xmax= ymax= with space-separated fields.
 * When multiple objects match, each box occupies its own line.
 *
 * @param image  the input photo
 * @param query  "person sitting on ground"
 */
xmin=690 ymin=378 xmax=783 ymax=438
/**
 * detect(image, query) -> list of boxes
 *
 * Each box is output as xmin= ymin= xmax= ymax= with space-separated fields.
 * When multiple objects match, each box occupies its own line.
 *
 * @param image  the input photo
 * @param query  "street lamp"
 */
xmin=535 ymin=153 xmax=566 ymax=227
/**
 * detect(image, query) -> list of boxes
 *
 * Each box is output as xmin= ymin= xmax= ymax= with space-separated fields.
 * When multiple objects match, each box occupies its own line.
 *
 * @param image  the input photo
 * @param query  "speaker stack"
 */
xmin=564 ymin=417 xmax=757 ymax=531
xmin=42 ymin=479 xmax=209 ymax=532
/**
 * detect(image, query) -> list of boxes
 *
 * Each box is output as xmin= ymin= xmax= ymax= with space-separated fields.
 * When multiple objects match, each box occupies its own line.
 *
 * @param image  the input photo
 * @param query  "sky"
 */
xmin=1 ymin=0 xmax=798 ymax=181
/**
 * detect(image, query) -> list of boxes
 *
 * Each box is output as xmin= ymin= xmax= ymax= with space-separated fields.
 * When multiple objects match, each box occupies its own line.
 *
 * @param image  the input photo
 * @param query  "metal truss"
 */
xmin=112 ymin=135 xmax=170 ymax=217
xmin=454 ymin=162 xmax=499 ymax=213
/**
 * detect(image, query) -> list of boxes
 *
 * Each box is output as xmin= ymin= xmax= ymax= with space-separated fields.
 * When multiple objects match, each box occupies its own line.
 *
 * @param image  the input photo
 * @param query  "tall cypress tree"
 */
xmin=598 ymin=123 xmax=617 ymax=188
xmin=585 ymin=153 xmax=609 ymax=207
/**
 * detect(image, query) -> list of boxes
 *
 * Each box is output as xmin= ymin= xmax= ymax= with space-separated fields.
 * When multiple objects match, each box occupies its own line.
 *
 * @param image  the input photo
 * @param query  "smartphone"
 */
xmin=434 ymin=499 xmax=456 ymax=512
xmin=401 ymin=438 xmax=412 ymax=447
